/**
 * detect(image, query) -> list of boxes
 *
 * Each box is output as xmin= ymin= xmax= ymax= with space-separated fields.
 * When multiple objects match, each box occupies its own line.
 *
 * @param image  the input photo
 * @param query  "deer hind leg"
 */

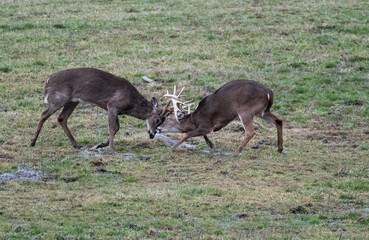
xmin=262 ymin=110 xmax=283 ymax=153
xmin=203 ymin=135 xmax=214 ymax=148
xmin=57 ymin=101 xmax=80 ymax=148
xmin=30 ymin=103 xmax=61 ymax=147
xmin=233 ymin=114 xmax=255 ymax=157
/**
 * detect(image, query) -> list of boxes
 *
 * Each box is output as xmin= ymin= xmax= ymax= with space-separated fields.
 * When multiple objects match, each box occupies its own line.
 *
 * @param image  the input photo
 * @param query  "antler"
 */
xmin=163 ymin=86 xmax=192 ymax=123
xmin=163 ymin=85 xmax=184 ymax=100
xmin=160 ymin=100 xmax=172 ymax=118
xmin=183 ymin=101 xmax=194 ymax=114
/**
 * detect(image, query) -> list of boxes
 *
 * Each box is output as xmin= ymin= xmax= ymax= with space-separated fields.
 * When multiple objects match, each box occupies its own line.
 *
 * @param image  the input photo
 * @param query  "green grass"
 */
xmin=1 ymin=0 xmax=369 ymax=239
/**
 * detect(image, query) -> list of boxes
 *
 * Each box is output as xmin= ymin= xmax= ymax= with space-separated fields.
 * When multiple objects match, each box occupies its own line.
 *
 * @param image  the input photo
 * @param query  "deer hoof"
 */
xmin=73 ymin=145 xmax=83 ymax=149
xmin=232 ymin=152 xmax=239 ymax=158
xmin=107 ymin=148 xmax=116 ymax=155
xmin=278 ymin=148 xmax=283 ymax=153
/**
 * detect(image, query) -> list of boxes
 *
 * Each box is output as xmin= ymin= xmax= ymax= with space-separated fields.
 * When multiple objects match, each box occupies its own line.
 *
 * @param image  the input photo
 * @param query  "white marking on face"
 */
xmin=44 ymin=94 xmax=49 ymax=104
xmin=145 ymin=119 xmax=150 ymax=131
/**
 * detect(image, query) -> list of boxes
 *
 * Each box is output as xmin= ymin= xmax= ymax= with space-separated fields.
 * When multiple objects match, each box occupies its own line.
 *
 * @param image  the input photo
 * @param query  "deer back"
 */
xmin=45 ymin=68 xmax=149 ymax=112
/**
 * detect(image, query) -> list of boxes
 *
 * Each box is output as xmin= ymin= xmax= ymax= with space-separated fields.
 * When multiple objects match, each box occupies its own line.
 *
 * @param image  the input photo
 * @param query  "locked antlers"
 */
xmin=162 ymin=86 xmax=193 ymax=122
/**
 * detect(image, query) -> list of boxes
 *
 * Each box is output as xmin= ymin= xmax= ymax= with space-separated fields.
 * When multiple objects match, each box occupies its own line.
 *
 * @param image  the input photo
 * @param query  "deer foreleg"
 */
xmin=203 ymin=135 xmax=214 ymax=148
xmin=107 ymin=108 xmax=120 ymax=152
xmin=171 ymin=128 xmax=210 ymax=151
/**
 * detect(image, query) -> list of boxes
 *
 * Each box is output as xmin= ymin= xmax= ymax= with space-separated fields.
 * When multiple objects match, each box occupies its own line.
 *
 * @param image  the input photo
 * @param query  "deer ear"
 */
xmin=151 ymin=97 xmax=159 ymax=111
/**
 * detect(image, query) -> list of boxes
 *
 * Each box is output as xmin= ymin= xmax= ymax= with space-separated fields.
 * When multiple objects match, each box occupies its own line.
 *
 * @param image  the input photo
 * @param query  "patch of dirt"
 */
xmin=96 ymin=169 xmax=122 ymax=175
xmin=90 ymin=158 xmax=106 ymax=167
xmin=237 ymin=214 xmax=249 ymax=219
xmin=60 ymin=176 xmax=79 ymax=183
xmin=251 ymin=139 xmax=278 ymax=150
xmin=0 ymin=154 xmax=13 ymax=160
xmin=156 ymin=134 xmax=197 ymax=149
xmin=344 ymin=100 xmax=363 ymax=106
xmin=0 ymin=169 xmax=45 ymax=181
xmin=81 ymin=148 xmax=136 ymax=160
xmin=290 ymin=203 xmax=314 ymax=214
xmin=129 ymin=224 xmax=138 ymax=230
xmin=288 ymin=121 xmax=368 ymax=151
xmin=317 ymin=24 xmax=336 ymax=30
xmin=53 ymin=24 xmax=66 ymax=29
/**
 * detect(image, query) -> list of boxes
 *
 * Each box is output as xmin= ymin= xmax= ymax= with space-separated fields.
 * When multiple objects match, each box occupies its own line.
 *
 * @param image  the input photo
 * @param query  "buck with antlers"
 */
xmin=158 ymin=80 xmax=283 ymax=157
xmin=30 ymin=68 xmax=166 ymax=151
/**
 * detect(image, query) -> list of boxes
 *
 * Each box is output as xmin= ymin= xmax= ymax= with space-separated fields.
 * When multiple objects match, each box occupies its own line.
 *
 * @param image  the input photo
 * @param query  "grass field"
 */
xmin=0 ymin=0 xmax=368 ymax=239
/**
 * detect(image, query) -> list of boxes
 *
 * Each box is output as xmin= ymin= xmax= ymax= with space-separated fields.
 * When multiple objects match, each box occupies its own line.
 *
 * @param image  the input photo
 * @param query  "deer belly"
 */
xmin=212 ymin=115 xmax=235 ymax=132
xmin=213 ymin=126 xmax=224 ymax=132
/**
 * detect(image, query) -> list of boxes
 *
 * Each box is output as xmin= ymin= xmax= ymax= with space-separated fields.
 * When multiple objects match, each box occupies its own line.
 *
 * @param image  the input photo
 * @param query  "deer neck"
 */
xmin=126 ymin=99 xmax=153 ymax=120
xmin=177 ymin=114 xmax=197 ymax=132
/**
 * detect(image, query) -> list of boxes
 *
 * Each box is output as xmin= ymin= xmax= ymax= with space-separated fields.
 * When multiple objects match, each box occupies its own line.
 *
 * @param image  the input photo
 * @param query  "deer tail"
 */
xmin=265 ymin=90 xmax=274 ymax=112
xmin=44 ymin=77 xmax=50 ymax=104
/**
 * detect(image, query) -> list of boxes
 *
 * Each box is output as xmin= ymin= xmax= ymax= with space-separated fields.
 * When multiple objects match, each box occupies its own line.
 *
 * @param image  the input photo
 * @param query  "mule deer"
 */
xmin=31 ymin=68 xmax=166 ymax=151
xmin=158 ymin=80 xmax=283 ymax=157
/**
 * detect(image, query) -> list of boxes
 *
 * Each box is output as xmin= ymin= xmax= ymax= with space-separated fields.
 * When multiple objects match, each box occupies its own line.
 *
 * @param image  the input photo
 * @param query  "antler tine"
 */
xmin=162 ymin=85 xmax=188 ymax=123
xmin=183 ymin=102 xmax=194 ymax=114
xmin=170 ymin=99 xmax=185 ymax=123
xmin=163 ymin=85 xmax=185 ymax=99
xmin=177 ymin=87 xmax=185 ymax=98
xmin=160 ymin=100 xmax=172 ymax=117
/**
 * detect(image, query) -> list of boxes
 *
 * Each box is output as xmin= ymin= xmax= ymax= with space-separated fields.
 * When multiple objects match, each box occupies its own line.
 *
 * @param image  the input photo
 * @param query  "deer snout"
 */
xmin=148 ymin=130 xmax=156 ymax=139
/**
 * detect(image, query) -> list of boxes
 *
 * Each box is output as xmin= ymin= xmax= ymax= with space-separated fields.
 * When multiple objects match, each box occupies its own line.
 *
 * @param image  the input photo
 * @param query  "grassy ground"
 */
xmin=1 ymin=0 xmax=368 ymax=239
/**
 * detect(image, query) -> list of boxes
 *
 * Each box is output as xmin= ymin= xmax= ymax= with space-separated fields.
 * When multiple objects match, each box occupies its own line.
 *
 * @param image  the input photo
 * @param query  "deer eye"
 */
xmin=156 ymin=119 xmax=160 ymax=124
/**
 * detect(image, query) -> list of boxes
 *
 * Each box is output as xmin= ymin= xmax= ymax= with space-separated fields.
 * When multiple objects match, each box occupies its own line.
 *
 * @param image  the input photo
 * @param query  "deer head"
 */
xmin=145 ymin=97 xmax=165 ymax=139
xmin=157 ymin=86 xmax=193 ymax=133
